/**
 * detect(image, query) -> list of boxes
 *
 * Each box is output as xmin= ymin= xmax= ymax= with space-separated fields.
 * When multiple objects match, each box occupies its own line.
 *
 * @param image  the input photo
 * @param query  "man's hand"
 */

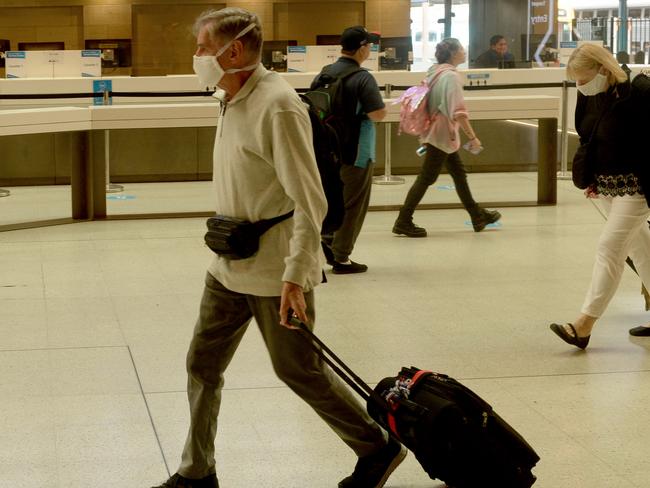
xmin=280 ymin=281 xmax=307 ymax=329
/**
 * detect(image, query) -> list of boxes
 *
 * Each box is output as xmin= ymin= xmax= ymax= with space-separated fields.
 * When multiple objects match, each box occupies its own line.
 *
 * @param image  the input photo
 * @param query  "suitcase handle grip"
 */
xmin=288 ymin=313 xmax=391 ymax=411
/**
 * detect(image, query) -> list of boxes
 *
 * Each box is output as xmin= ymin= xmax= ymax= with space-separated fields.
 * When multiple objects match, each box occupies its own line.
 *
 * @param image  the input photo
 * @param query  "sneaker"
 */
xmin=392 ymin=220 xmax=427 ymax=238
xmin=471 ymin=209 xmax=501 ymax=232
xmin=151 ymin=473 xmax=219 ymax=488
xmin=332 ymin=260 xmax=368 ymax=274
xmin=321 ymin=241 xmax=336 ymax=266
xmin=339 ymin=438 xmax=407 ymax=488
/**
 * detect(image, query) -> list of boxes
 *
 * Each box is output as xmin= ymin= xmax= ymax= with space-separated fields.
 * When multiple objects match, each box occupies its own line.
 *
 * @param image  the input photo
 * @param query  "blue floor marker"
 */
xmin=464 ymin=220 xmax=502 ymax=229
xmin=107 ymin=195 xmax=136 ymax=200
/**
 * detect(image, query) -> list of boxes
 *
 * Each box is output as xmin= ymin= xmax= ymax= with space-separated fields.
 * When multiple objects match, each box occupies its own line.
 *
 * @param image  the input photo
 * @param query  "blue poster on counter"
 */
xmin=93 ymin=79 xmax=112 ymax=106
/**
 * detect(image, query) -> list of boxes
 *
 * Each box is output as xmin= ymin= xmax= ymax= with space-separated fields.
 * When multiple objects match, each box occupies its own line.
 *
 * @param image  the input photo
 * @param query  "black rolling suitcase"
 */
xmin=292 ymin=319 xmax=539 ymax=488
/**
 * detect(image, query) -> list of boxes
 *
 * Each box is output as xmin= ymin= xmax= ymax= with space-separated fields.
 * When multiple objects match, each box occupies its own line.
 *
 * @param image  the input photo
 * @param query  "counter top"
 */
xmin=0 ymin=106 xmax=90 ymax=136
xmin=0 ymin=95 xmax=558 ymax=137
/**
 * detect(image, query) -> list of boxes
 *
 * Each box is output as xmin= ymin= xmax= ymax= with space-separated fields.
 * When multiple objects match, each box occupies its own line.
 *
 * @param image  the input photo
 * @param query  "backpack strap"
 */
xmin=315 ymin=63 xmax=363 ymax=87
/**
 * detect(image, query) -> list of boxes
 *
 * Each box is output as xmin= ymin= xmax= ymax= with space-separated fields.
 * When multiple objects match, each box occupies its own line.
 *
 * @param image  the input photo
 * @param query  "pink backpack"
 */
xmin=396 ymin=68 xmax=450 ymax=137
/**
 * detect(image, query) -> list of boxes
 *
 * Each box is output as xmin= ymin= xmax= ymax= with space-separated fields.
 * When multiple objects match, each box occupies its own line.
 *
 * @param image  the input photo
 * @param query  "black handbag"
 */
xmin=204 ymin=210 xmax=293 ymax=260
xmin=572 ymin=104 xmax=608 ymax=190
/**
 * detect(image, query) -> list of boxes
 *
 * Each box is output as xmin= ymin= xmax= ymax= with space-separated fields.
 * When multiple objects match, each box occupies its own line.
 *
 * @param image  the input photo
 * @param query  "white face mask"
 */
xmin=193 ymin=23 xmax=258 ymax=89
xmin=577 ymin=73 xmax=609 ymax=96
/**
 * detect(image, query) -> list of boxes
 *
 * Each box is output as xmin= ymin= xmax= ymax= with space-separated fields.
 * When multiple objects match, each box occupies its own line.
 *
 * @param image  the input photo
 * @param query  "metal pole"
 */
xmin=444 ymin=0 xmax=452 ymax=39
xmin=619 ymin=0 xmax=629 ymax=55
xmin=103 ymin=87 xmax=123 ymax=194
xmin=373 ymin=83 xmax=405 ymax=185
xmin=105 ymin=129 xmax=123 ymax=193
xmin=558 ymin=80 xmax=571 ymax=180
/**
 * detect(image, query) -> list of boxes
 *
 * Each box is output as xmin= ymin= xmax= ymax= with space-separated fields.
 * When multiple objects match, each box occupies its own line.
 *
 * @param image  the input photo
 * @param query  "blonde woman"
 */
xmin=550 ymin=44 xmax=650 ymax=349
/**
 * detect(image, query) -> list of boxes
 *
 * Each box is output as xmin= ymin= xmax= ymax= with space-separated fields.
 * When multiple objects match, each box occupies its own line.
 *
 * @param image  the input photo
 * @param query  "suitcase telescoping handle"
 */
xmin=288 ymin=313 xmax=391 ymax=411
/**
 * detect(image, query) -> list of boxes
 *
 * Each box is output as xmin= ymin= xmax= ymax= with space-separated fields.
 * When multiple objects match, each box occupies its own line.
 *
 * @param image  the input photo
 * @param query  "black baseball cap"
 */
xmin=340 ymin=26 xmax=380 ymax=51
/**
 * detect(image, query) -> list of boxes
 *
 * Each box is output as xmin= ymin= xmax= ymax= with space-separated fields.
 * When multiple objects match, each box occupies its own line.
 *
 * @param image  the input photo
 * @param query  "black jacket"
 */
xmin=575 ymin=72 xmax=650 ymax=204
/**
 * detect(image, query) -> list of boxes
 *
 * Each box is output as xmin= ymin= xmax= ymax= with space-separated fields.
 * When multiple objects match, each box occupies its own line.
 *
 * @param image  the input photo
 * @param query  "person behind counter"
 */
xmin=473 ymin=35 xmax=514 ymax=69
xmin=392 ymin=38 xmax=501 ymax=238
xmin=550 ymin=44 xmax=650 ymax=349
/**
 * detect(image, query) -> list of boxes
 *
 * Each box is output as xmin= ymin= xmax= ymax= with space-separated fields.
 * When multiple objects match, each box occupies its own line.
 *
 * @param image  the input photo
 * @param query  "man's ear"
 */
xmin=229 ymin=39 xmax=246 ymax=65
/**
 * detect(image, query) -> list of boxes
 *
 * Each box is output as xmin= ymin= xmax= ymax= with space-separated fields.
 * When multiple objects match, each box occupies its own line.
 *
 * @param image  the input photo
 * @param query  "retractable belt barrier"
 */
xmin=0 ymin=80 xmax=572 ymax=197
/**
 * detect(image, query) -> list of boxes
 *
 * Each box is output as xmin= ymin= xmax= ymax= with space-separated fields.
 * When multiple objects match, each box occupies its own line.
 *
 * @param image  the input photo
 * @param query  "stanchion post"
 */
xmin=103 ymin=87 xmax=124 ymax=194
xmin=557 ymin=80 xmax=571 ymax=180
xmin=373 ymin=83 xmax=405 ymax=186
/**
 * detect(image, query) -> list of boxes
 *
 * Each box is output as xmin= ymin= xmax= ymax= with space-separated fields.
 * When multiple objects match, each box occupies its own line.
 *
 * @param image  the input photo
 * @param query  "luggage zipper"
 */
xmin=482 ymin=411 xmax=488 ymax=428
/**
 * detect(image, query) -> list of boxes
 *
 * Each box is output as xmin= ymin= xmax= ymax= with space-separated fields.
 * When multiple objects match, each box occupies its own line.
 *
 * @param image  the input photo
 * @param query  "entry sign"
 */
xmin=529 ymin=0 xmax=557 ymax=67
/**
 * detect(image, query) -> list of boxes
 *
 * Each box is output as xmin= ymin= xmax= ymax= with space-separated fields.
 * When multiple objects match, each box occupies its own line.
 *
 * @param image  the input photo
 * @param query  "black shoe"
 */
xmin=151 ymin=473 xmax=219 ymax=488
xmin=321 ymin=241 xmax=335 ymax=265
xmin=339 ymin=438 xmax=407 ymax=488
xmin=471 ymin=209 xmax=501 ymax=232
xmin=630 ymin=325 xmax=650 ymax=337
xmin=392 ymin=220 xmax=427 ymax=237
xmin=332 ymin=260 xmax=368 ymax=274
xmin=550 ymin=323 xmax=590 ymax=350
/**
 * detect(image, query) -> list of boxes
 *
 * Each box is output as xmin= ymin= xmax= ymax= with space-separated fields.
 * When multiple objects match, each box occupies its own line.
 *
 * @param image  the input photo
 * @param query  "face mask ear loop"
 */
xmin=215 ymin=23 xmax=258 ymax=67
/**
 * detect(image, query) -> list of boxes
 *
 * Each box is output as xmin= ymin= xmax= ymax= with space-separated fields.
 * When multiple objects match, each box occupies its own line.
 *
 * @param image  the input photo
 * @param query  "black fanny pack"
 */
xmin=204 ymin=210 xmax=294 ymax=260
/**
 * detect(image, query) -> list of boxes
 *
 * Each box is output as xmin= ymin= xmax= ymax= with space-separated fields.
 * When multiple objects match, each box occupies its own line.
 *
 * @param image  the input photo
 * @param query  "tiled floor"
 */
xmin=1 ymin=175 xmax=650 ymax=488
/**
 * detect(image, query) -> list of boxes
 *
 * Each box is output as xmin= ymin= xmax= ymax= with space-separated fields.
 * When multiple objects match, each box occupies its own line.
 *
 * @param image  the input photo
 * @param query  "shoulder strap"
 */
xmin=253 ymin=210 xmax=294 ymax=234
xmin=317 ymin=63 xmax=363 ymax=86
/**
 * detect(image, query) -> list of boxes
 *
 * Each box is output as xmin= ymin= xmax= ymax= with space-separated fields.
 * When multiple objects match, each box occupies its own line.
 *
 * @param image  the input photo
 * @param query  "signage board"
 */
xmin=287 ymin=45 xmax=379 ymax=73
xmin=529 ymin=0 xmax=557 ymax=67
xmin=5 ymin=50 xmax=101 ymax=78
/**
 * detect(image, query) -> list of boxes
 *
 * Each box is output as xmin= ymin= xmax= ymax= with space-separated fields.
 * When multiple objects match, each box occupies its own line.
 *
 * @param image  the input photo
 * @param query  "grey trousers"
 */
xmin=178 ymin=272 xmax=387 ymax=478
xmin=323 ymin=162 xmax=374 ymax=262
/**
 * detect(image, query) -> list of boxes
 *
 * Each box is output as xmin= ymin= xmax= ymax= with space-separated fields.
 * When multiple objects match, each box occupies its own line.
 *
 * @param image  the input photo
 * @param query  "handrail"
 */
xmin=0 ymin=81 xmax=577 ymax=99
xmin=0 ymin=91 xmax=215 ymax=100
xmin=385 ymin=81 xmax=576 ymax=92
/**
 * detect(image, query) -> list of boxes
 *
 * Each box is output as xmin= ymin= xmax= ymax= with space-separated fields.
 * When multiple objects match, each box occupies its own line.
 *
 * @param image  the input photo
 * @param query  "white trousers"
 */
xmin=582 ymin=194 xmax=650 ymax=318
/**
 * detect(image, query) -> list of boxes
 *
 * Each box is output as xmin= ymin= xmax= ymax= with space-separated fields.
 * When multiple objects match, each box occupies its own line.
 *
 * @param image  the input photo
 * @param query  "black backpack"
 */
xmin=305 ymin=64 xmax=363 ymax=161
xmin=299 ymin=64 xmax=362 ymax=234
xmin=299 ymin=94 xmax=345 ymax=234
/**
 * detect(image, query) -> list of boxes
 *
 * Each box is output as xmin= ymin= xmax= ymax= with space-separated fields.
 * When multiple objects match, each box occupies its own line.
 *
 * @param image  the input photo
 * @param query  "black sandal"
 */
xmin=550 ymin=323 xmax=590 ymax=350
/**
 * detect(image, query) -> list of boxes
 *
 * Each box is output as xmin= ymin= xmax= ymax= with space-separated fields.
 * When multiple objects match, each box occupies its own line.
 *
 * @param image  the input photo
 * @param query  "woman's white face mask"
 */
xmin=193 ymin=23 xmax=258 ymax=89
xmin=577 ymin=73 xmax=609 ymax=96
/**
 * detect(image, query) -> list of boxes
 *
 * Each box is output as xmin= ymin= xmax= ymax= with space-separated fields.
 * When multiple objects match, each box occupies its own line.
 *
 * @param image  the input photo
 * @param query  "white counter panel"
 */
xmin=90 ymin=103 xmax=220 ymax=130
xmin=0 ymin=106 xmax=90 ymax=136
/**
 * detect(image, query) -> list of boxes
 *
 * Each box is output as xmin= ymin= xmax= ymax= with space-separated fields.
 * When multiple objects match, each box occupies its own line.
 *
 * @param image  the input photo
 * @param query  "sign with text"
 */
xmin=287 ymin=45 xmax=378 ymax=73
xmin=529 ymin=0 xmax=557 ymax=66
xmin=5 ymin=50 xmax=101 ymax=78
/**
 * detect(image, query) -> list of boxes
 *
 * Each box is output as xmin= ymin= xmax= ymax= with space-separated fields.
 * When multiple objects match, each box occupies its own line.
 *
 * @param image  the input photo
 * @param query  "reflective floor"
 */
xmin=1 ymin=177 xmax=649 ymax=488
xmin=0 ymin=171 xmax=540 ymax=226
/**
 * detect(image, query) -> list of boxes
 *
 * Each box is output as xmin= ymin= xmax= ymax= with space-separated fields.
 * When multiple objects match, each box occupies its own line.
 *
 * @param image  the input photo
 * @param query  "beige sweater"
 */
xmin=207 ymin=65 xmax=326 ymax=296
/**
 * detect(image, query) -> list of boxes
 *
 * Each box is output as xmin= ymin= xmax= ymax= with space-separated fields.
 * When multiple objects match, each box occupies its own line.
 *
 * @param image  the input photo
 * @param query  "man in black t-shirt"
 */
xmin=473 ymin=34 xmax=514 ymax=68
xmin=311 ymin=26 xmax=387 ymax=274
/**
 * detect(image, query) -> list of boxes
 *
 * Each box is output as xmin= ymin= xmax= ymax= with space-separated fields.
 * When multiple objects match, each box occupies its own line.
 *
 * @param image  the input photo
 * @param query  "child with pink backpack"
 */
xmin=392 ymin=38 xmax=501 ymax=237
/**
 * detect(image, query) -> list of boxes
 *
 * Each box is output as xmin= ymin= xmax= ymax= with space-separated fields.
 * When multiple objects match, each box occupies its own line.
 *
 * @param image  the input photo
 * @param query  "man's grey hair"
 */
xmin=193 ymin=7 xmax=263 ymax=56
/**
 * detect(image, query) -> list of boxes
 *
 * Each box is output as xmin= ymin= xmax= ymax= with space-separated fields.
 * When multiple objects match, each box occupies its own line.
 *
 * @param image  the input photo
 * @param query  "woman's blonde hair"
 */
xmin=566 ymin=43 xmax=627 ymax=85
